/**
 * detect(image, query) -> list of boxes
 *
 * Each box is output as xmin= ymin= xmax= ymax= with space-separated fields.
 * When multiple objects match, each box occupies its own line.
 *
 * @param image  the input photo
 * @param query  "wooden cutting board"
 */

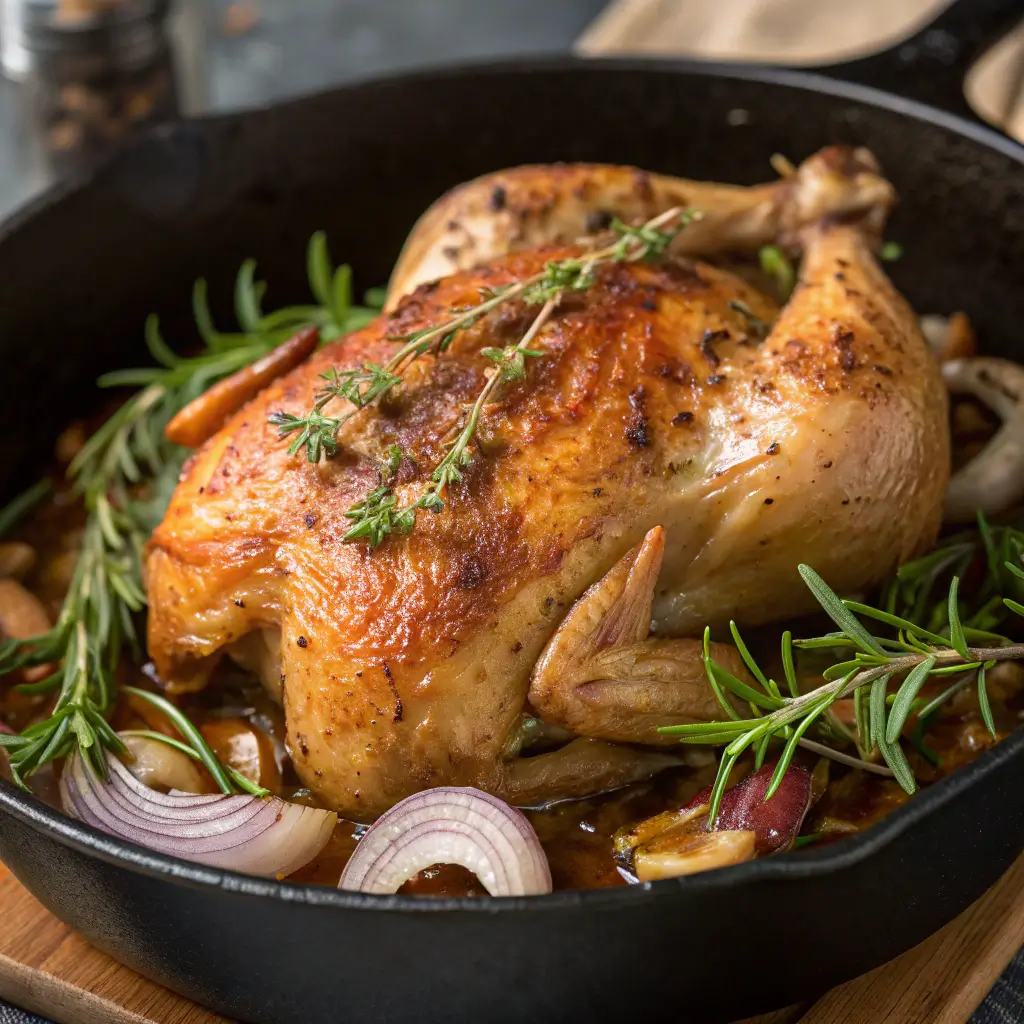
xmin=1 ymin=854 xmax=1022 ymax=1024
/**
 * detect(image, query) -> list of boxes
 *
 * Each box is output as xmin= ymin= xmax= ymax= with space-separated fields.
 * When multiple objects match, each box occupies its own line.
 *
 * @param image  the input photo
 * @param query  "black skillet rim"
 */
xmin=1 ymin=53 xmax=1022 ymax=915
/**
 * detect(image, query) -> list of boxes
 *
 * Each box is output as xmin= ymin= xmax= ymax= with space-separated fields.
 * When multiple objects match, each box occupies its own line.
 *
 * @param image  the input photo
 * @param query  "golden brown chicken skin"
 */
xmin=146 ymin=150 xmax=948 ymax=821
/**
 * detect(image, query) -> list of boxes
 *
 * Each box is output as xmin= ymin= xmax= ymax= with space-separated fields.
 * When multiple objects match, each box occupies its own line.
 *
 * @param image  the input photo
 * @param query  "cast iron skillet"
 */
xmin=1 ymin=2 xmax=1024 ymax=1021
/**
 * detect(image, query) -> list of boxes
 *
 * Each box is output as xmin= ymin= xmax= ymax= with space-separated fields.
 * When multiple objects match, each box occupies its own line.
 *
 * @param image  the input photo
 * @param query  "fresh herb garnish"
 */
xmin=274 ymin=208 xmax=698 ymax=472
xmin=661 ymin=546 xmax=1024 ymax=827
xmin=282 ymin=208 xmax=697 ymax=546
xmin=0 ymin=234 xmax=381 ymax=790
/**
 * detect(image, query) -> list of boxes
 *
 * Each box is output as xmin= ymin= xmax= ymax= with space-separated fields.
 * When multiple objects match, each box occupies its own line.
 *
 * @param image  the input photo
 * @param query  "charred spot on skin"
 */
xmin=234 ymin=598 xmax=246 ymax=608
xmin=823 ymin=460 xmax=833 ymax=469
xmin=544 ymin=597 xmax=555 ymax=611
xmin=764 ymin=498 xmax=774 ymax=505
xmin=625 ymin=386 xmax=651 ymax=448
xmin=831 ymin=324 xmax=857 ymax=372
xmin=767 ymin=442 xmax=781 ymax=455
xmin=707 ymin=374 xmax=726 ymax=386
xmin=593 ymin=488 xmax=603 ymax=497
xmin=655 ymin=359 xmax=691 ymax=384
xmin=456 ymin=554 xmax=488 ymax=591
xmin=511 ymin=640 xmax=523 ymax=654
xmin=672 ymin=411 xmax=694 ymax=427
xmin=639 ymin=298 xmax=658 ymax=312
xmin=383 ymin=662 xmax=403 ymax=723
xmin=700 ymin=329 xmax=729 ymax=367
xmin=873 ymin=364 xmax=893 ymax=376
xmin=296 ymin=635 xmax=308 ymax=649
xmin=304 ymin=513 xmax=317 ymax=528
xmin=490 ymin=185 xmax=507 ymax=211
xmin=585 ymin=209 xmax=613 ymax=233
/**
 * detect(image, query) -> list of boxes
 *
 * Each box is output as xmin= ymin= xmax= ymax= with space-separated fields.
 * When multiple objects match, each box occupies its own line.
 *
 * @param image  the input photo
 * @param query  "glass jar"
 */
xmin=22 ymin=0 xmax=179 ymax=174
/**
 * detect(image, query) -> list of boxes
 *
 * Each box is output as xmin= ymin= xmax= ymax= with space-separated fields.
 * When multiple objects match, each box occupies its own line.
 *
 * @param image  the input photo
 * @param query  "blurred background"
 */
xmin=0 ymin=0 xmax=1022 ymax=221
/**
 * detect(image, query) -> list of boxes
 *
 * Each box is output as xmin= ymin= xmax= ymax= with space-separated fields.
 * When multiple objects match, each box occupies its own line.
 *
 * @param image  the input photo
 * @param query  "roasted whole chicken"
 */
xmin=145 ymin=147 xmax=950 ymax=821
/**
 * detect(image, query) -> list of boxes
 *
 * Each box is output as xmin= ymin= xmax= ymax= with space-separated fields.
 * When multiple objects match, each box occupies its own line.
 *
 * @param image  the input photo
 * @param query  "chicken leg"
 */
xmin=388 ymin=146 xmax=895 ymax=305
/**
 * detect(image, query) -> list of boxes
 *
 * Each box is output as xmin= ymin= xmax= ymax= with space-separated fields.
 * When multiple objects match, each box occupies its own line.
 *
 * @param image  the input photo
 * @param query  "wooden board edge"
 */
xmin=0 ymin=950 xmax=153 ymax=1024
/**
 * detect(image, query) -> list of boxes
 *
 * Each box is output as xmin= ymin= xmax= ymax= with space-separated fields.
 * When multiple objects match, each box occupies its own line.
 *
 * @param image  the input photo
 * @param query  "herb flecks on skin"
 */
xmin=662 ymin=550 xmax=1024 ymax=828
xmin=0 ymin=234 xmax=381 ymax=789
xmin=302 ymin=208 xmax=697 ymax=547
xmin=343 ymin=296 xmax=560 ymax=546
xmin=274 ymin=207 xmax=699 ymax=468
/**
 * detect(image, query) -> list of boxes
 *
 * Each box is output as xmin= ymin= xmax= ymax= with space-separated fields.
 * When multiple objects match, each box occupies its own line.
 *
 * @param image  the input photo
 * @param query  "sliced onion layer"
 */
xmin=60 ymin=750 xmax=336 ymax=878
xmin=340 ymin=787 xmax=552 ymax=897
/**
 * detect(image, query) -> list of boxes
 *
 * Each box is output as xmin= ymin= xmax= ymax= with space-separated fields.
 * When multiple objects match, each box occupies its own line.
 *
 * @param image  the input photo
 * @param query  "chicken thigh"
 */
xmin=145 ymin=147 xmax=949 ymax=821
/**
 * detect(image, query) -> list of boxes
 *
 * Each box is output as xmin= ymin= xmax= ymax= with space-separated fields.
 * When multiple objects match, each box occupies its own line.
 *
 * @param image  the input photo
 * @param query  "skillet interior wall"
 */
xmin=0 ymin=61 xmax=1022 ymax=492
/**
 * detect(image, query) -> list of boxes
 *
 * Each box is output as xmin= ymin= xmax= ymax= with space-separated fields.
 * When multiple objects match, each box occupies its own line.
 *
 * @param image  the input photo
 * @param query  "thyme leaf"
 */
xmin=276 ymin=207 xmax=698 ymax=467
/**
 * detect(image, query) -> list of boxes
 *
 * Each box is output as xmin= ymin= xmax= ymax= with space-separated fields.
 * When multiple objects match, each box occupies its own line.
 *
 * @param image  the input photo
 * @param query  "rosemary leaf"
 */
xmin=0 ymin=479 xmax=52 ymax=538
xmin=977 ymin=662 xmax=997 ymax=740
xmin=947 ymin=577 xmax=970 ymax=661
xmin=781 ymin=630 xmax=800 ymax=698
xmin=798 ymin=565 xmax=885 ymax=655
xmin=729 ymin=620 xmax=769 ymax=689
xmin=885 ymin=655 xmax=937 ymax=744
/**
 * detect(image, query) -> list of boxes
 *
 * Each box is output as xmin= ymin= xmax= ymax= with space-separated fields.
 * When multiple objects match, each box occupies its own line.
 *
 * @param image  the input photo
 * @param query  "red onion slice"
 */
xmin=686 ymin=762 xmax=813 ymax=854
xmin=340 ymin=787 xmax=552 ymax=897
xmin=60 ymin=751 xmax=337 ymax=878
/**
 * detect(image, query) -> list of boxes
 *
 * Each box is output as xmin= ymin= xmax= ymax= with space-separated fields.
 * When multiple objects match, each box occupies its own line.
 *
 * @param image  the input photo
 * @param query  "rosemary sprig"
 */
xmin=274 ymin=207 xmax=698 ymax=465
xmin=884 ymin=511 xmax=1024 ymax=635
xmin=0 ymin=234 xmax=381 ymax=789
xmin=661 ymin=563 xmax=1024 ymax=827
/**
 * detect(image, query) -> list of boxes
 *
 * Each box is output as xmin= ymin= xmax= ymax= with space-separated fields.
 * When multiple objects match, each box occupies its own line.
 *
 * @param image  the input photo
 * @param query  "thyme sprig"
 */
xmin=662 ymin=560 xmax=1024 ymax=827
xmin=274 ymin=207 xmax=698 ymax=464
xmin=0 ymin=234 xmax=381 ymax=789
xmin=342 ymin=297 xmax=560 ymax=545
